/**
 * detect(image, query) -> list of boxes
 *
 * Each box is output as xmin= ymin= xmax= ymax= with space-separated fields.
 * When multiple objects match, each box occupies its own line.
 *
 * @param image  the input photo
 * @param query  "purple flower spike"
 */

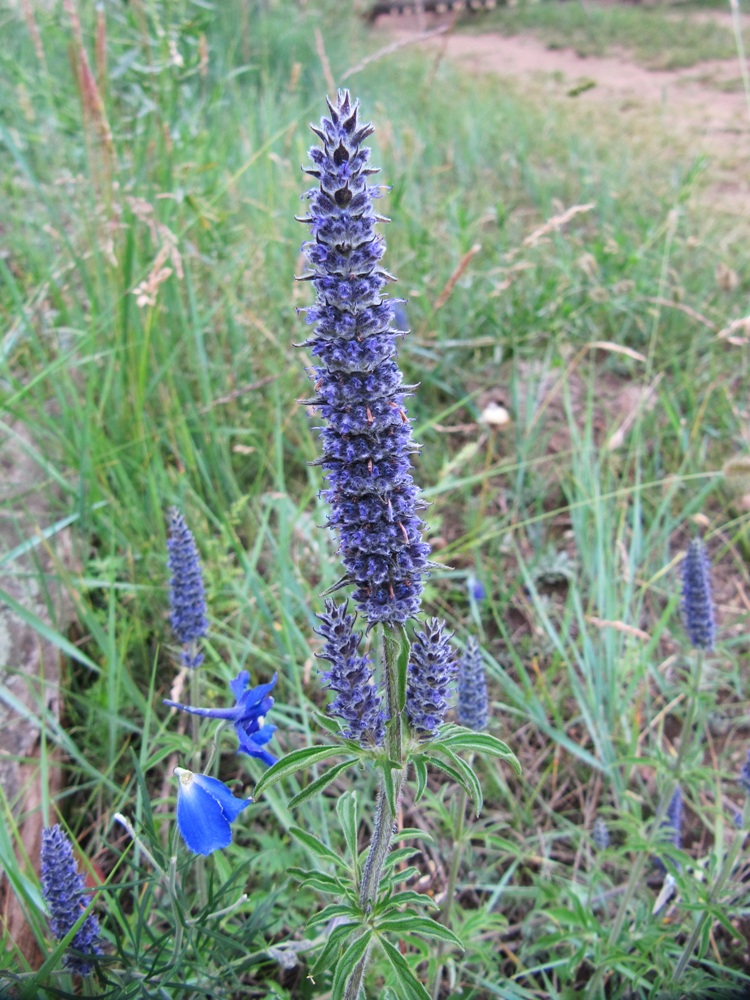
xmin=405 ymin=618 xmax=457 ymax=738
xmin=457 ymin=636 xmax=489 ymax=732
xmin=297 ymin=91 xmax=431 ymax=625
xmin=174 ymin=768 xmax=251 ymax=855
xmin=681 ymin=537 xmax=715 ymax=651
xmin=167 ymin=508 xmax=208 ymax=668
xmin=164 ymin=672 xmax=278 ymax=767
xmin=41 ymin=825 xmax=101 ymax=976
xmin=315 ymin=599 xmax=385 ymax=746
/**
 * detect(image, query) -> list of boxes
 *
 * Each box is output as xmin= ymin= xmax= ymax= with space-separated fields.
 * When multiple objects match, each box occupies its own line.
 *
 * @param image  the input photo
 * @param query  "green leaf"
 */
xmin=288 ymin=759 xmax=354 ymax=809
xmin=389 ymin=889 xmax=439 ymax=909
xmin=433 ymin=728 xmax=521 ymax=774
xmin=289 ymin=827 xmax=350 ymax=871
xmin=254 ymin=745 xmax=355 ymax=797
xmin=428 ymin=745 xmax=484 ymax=813
xmin=332 ymin=931 xmax=372 ymax=1000
xmin=376 ymin=914 xmax=463 ymax=949
xmin=397 ymin=827 xmax=434 ymax=843
xmin=412 ymin=755 xmax=428 ymax=803
xmin=308 ymin=901 xmax=358 ymax=929
xmin=337 ymin=791 xmax=359 ymax=869
xmin=383 ymin=847 xmax=422 ymax=871
xmin=287 ymin=867 xmax=346 ymax=895
xmin=311 ymin=920 xmax=358 ymax=979
xmin=378 ymin=936 xmax=432 ymax=1000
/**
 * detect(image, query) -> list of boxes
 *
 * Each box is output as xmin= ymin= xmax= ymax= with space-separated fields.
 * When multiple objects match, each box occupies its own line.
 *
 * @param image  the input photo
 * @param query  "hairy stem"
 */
xmin=431 ymin=775 xmax=469 ymax=1000
xmin=345 ymin=624 xmax=408 ymax=1000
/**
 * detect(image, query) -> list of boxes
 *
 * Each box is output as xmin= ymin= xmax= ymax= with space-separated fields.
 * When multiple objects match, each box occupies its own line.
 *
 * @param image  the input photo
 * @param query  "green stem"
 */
xmin=344 ymin=624 xmax=408 ymax=1000
xmin=430 ymin=776 xmax=469 ymax=1000
xmin=673 ymin=796 xmax=750 ymax=980
xmin=586 ymin=650 xmax=704 ymax=999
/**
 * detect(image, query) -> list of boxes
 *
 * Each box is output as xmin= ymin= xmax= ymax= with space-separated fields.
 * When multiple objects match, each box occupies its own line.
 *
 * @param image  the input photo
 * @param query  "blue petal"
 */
xmin=192 ymin=772 xmax=251 ymax=823
xmin=175 ymin=769 xmax=250 ymax=855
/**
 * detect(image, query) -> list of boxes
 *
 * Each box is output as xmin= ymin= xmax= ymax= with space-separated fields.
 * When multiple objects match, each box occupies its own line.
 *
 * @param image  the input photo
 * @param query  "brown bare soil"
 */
xmin=374 ymin=12 xmax=750 ymax=210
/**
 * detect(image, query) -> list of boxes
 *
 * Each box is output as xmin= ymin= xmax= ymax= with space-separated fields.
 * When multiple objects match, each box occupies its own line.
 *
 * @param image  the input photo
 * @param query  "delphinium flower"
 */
xmin=164 ymin=671 xmax=278 ymax=766
xmin=315 ymin=599 xmax=385 ymax=745
xmin=297 ymin=89 xmax=432 ymax=625
xmin=41 ymin=825 xmax=102 ymax=976
xmin=174 ymin=768 xmax=251 ymax=856
xmin=457 ymin=636 xmax=489 ymax=732
xmin=167 ymin=507 xmax=208 ymax=668
xmin=681 ymin=537 xmax=715 ymax=651
xmin=405 ymin=618 xmax=458 ymax=737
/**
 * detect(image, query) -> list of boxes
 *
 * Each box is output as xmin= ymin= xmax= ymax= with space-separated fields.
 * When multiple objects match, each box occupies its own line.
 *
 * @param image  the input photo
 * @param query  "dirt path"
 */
xmin=374 ymin=13 xmax=750 ymax=210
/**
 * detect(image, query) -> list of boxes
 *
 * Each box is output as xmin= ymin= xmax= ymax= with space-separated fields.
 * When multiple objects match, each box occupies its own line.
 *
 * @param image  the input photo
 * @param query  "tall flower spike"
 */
xmin=298 ymin=90 xmax=431 ymax=624
xmin=681 ymin=537 xmax=715 ymax=651
xmin=164 ymin=671 xmax=278 ymax=766
xmin=457 ymin=636 xmax=489 ymax=731
xmin=405 ymin=618 xmax=457 ymax=738
xmin=41 ymin=825 xmax=102 ymax=976
xmin=167 ymin=507 xmax=208 ymax=668
xmin=315 ymin=599 xmax=385 ymax=746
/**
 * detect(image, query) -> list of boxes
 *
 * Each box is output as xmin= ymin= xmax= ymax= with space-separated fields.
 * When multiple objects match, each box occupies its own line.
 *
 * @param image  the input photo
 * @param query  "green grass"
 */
xmin=1 ymin=0 xmax=749 ymax=997
xmin=468 ymin=0 xmax=748 ymax=70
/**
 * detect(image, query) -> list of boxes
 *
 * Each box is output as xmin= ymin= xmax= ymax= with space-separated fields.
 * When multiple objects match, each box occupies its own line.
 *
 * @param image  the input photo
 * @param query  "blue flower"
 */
xmin=315 ymin=599 xmax=385 ymax=745
xmin=41 ymin=825 xmax=102 ymax=976
xmin=405 ymin=619 xmax=457 ymax=737
xmin=297 ymin=91 xmax=431 ymax=625
xmin=174 ymin=768 xmax=251 ymax=855
xmin=164 ymin=671 xmax=278 ymax=766
xmin=466 ymin=574 xmax=486 ymax=602
xmin=167 ymin=508 xmax=208 ymax=668
xmin=681 ymin=537 xmax=715 ymax=651
xmin=457 ymin=636 xmax=489 ymax=731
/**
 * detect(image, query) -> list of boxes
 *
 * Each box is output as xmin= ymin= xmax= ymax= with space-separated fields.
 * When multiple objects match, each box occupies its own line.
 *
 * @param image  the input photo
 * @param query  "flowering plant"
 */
xmin=253 ymin=90 xmax=519 ymax=999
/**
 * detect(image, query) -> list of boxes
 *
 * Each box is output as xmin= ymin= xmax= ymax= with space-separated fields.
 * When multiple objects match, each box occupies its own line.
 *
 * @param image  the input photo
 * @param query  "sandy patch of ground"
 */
xmin=374 ymin=13 xmax=750 ymax=210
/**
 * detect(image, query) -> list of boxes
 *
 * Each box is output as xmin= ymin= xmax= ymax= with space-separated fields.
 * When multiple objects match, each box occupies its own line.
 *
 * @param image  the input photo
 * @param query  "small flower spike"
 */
xmin=681 ymin=537 xmax=715 ymax=651
xmin=164 ymin=672 xmax=278 ymax=766
xmin=315 ymin=599 xmax=385 ymax=746
xmin=592 ymin=816 xmax=610 ymax=851
xmin=167 ymin=507 xmax=208 ymax=667
xmin=405 ymin=618 xmax=458 ymax=738
xmin=41 ymin=825 xmax=101 ymax=976
xmin=457 ymin=636 xmax=489 ymax=732
xmin=298 ymin=91 xmax=432 ymax=624
xmin=174 ymin=768 xmax=251 ymax=855
xmin=655 ymin=786 xmax=684 ymax=873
